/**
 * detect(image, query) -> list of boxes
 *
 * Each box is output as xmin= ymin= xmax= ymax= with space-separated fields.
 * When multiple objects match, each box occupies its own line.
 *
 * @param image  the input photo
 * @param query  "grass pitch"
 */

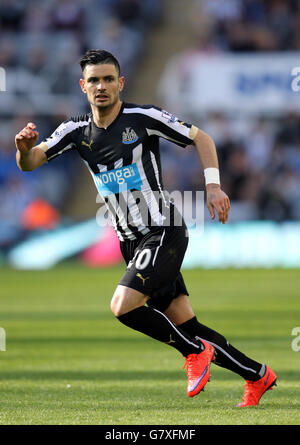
xmin=0 ymin=265 xmax=299 ymax=425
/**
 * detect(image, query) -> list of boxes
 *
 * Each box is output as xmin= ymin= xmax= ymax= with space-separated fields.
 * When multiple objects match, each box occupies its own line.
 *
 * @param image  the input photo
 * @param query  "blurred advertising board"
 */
xmin=183 ymin=221 xmax=300 ymax=269
xmin=159 ymin=52 xmax=300 ymax=114
xmin=6 ymin=220 xmax=300 ymax=269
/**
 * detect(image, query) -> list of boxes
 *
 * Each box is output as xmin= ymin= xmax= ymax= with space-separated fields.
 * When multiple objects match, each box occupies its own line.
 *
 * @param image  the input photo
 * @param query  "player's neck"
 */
xmin=92 ymin=100 xmax=123 ymax=129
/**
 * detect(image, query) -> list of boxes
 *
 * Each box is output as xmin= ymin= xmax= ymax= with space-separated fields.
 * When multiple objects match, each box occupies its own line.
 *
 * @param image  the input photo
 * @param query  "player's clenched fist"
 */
xmin=15 ymin=122 xmax=39 ymax=153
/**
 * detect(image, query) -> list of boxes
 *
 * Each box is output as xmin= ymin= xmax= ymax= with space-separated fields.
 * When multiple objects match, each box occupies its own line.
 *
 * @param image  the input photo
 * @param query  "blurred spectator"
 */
xmin=22 ymin=1 xmax=52 ymax=32
xmin=25 ymin=47 xmax=48 ymax=76
xmin=0 ymin=40 xmax=18 ymax=68
xmin=276 ymin=112 xmax=300 ymax=144
xmin=112 ymin=0 xmax=144 ymax=30
xmin=0 ymin=174 xmax=35 ymax=247
xmin=51 ymin=0 xmax=84 ymax=32
xmin=224 ymin=144 xmax=251 ymax=201
xmin=243 ymin=0 xmax=266 ymax=24
xmin=0 ymin=136 xmax=18 ymax=185
xmin=0 ymin=0 xmax=24 ymax=32
xmin=21 ymin=198 xmax=61 ymax=231
xmin=227 ymin=23 xmax=278 ymax=52
xmin=90 ymin=17 xmax=142 ymax=78
xmin=266 ymin=0 xmax=294 ymax=50
xmin=244 ymin=118 xmax=274 ymax=171
xmin=18 ymin=47 xmax=51 ymax=95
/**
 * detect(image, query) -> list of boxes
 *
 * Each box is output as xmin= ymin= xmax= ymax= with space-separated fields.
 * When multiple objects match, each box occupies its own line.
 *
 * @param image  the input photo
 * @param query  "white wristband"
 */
xmin=204 ymin=167 xmax=220 ymax=185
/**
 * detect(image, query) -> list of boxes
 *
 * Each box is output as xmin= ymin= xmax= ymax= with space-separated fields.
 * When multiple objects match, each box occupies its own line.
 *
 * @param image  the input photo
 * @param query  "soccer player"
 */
xmin=15 ymin=49 xmax=277 ymax=406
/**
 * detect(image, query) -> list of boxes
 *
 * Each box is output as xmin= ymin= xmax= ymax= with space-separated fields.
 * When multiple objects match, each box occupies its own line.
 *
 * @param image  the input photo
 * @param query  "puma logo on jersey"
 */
xmin=82 ymin=140 xmax=93 ymax=151
xmin=136 ymin=273 xmax=149 ymax=286
xmin=122 ymin=127 xmax=138 ymax=144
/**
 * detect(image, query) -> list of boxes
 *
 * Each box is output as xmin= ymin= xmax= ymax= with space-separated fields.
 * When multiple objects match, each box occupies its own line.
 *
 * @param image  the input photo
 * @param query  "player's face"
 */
xmin=80 ymin=64 xmax=124 ymax=109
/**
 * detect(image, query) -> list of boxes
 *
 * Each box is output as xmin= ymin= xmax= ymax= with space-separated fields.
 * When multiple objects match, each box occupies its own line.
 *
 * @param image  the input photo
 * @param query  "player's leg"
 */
xmin=164 ymin=293 xmax=277 ymax=406
xmin=110 ymin=284 xmax=203 ymax=357
xmin=112 ymin=225 xmax=215 ymax=396
xmin=164 ymin=293 xmax=265 ymax=381
xmin=111 ymin=284 xmax=214 ymax=397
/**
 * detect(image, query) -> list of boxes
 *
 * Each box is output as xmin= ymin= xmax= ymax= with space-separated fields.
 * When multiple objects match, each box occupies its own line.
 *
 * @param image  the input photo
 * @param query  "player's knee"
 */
xmin=110 ymin=292 xmax=138 ymax=317
xmin=110 ymin=293 xmax=124 ymax=317
xmin=110 ymin=295 xmax=142 ymax=317
xmin=111 ymin=287 xmax=148 ymax=317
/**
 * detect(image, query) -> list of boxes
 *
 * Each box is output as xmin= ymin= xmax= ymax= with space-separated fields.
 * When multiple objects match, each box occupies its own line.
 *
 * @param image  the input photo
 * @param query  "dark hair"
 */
xmin=79 ymin=49 xmax=121 ymax=76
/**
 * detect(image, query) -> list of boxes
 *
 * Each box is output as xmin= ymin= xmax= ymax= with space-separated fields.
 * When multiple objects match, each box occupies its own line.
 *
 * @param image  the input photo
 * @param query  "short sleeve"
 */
xmin=41 ymin=120 xmax=78 ymax=162
xmin=144 ymin=106 xmax=198 ymax=148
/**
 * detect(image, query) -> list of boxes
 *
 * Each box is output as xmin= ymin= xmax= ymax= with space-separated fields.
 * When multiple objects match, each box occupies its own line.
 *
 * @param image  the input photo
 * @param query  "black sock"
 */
xmin=178 ymin=316 xmax=265 ymax=381
xmin=117 ymin=306 xmax=204 ymax=357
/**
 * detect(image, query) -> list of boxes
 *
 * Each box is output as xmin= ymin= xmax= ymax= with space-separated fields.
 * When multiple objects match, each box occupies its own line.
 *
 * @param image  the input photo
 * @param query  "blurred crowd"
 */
xmin=0 ymin=0 xmax=161 ymax=247
xmin=190 ymin=0 xmax=300 ymax=52
xmin=159 ymin=0 xmax=300 ymax=223
xmin=161 ymin=111 xmax=300 ymax=222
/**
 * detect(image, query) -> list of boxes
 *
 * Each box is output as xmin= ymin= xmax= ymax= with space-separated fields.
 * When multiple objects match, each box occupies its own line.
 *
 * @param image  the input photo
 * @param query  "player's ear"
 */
xmin=119 ymin=76 xmax=125 ymax=93
xmin=79 ymin=78 xmax=87 ymax=94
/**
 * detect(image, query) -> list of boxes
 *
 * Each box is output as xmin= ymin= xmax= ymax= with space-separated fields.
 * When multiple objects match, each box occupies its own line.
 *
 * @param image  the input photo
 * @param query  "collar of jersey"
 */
xmin=92 ymin=101 xmax=125 ymax=131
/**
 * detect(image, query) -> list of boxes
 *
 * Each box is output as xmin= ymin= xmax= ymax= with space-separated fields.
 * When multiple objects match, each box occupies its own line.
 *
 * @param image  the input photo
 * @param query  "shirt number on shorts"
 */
xmin=128 ymin=248 xmax=152 ymax=270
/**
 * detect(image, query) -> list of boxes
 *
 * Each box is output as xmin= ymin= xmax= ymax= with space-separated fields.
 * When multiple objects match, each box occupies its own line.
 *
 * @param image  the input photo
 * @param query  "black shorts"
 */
xmin=119 ymin=223 xmax=189 ymax=312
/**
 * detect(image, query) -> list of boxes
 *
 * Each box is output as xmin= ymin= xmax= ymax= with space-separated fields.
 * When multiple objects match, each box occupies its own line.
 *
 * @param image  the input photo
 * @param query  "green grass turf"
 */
xmin=0 ymin=265 xmax=299 ymax=425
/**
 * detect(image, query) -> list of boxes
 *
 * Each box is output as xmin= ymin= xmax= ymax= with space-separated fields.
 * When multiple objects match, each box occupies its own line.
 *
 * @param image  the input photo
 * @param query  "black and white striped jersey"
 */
xmin=42 ymin=102 xmax=197 ymax=241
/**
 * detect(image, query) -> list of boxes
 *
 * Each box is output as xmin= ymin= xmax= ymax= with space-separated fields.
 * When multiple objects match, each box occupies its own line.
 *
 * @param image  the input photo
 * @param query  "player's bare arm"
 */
xmin=15 ymin=122 xmax=47 ymax=171
xmin=192 ymin=128 xmax=230 ymax=224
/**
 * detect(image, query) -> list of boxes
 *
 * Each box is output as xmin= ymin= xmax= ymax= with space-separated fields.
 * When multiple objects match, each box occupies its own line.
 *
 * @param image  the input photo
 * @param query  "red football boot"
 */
xmin=183 ymin=340 xmax=215 ymax=397
xmin=236 ymin=365 xmax=277 ymax=407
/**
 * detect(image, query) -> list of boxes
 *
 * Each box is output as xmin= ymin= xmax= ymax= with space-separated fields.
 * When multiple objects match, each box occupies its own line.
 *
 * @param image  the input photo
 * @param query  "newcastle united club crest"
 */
xmin=122 ymin=127 xmax=138 ymax=144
